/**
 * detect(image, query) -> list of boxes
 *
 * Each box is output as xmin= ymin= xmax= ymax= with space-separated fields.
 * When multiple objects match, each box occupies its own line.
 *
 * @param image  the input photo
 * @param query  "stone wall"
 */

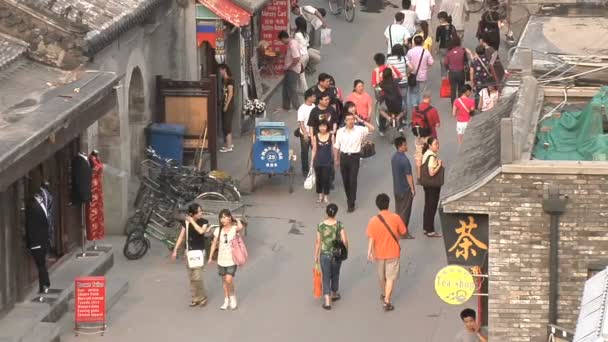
xmin=442 ymin=172 xmax=608 ymax=342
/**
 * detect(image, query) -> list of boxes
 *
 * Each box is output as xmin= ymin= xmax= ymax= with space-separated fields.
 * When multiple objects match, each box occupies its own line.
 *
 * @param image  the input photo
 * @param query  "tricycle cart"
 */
xmin=249 ymin=121 xmax=296 ymax=193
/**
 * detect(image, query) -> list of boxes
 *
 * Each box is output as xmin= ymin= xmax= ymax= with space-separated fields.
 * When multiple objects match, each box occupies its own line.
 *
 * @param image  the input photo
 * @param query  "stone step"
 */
xmin=21 ymin=323 xmax=60 ymax=342
xmin=67 ymin=276 xmax=129 ymax=313
xmin=0 ymin=302 xmax=52 ymax=342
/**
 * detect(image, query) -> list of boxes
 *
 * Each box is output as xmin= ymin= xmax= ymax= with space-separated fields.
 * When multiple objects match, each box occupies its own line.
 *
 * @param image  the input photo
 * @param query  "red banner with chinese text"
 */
xmin=75 ymin=276 xmax=106 ymax=323
xmin=260 ymin=0 xmax=290 ymax=74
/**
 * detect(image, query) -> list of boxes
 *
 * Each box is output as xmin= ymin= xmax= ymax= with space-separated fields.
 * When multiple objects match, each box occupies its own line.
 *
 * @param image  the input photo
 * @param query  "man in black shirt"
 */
xmin=309 ymin=73 xmax=336 ymax=106
xmin=307 ymin=94 xmax=338 ymax=136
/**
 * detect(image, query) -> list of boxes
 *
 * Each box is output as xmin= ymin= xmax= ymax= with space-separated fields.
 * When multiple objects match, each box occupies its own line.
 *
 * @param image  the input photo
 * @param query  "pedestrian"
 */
xmin=219 ymin=64 xmax=235 ymax=153
xmin=328 ymin=75 xmax=344 ymax=124
xmin=208 ymin=209 xmax=246 ymax=310
xmin=479 ymin=34 xmax=504 ymax=88
xmin=378 ymin=68 xmax=404 ymax=134
xmin=309 ymin=73 xmax=336 ymax=106
xmin=436 ymin=11 xmax=456 ymax=79
xmin=406 ymin=35 xmax=434 ymax=108
xmin=444 ymin=35 xmax=468 ymax=104
xmin=279 ymin=30 xmax=302 ymax=111
xmin=25 ymin=187 xmax=53 ymax=294
xmin=311 ymin=120 xmax=334 ymax=203
xmin=392 ymin=136 xmax=416 ymax=239
xmin=291 ymin=4 xmax=326 ymax=48
xmin=476 ymin=1 xmax=500 ymax=51
xmin=172 ymin=203 xmax=210 ymax=307
xmin=478 ymin=84 xmax=498 ymax=112
xmin=457 ymin=308 xmax=488 ymax=342
xmin=412 ymin=20 xmax=433 ymax=51
xmin=371 ymin=53 xmax=402 ymax=89
xmin=387 ymin=44 xmax=413 ymax=115
xmin=298 ymin=89 xmax=316 ymax=175
xmin=421 ymin=137 xmax=443 ymax=237
xmin=412 ymin=0 xmax=435 ymax=23
xmin=294 ymin=17 xmax=321 ymax=72
xmin=440 ymin=0 xmax=469 ymax=40
xmin=346 ymin=80 xmax=374 ymax=123
xmin=314 ymin=203 xmax=348 ymax=310
xmin=334 ymin=111 xmax=375 ymax=212
xmin=342 ymin=101 xmax=360 ymax=126
xmin=469 ymin=45 xmax=493 ymax=98
xmin=397 ymin=0 xmax=418 ymax=36
xmin=452 ymin=84 xmax=475 ymax=144
xmin=294 ymin=17 xmax=312 ymax=91
xmin=385 ymin=12 xmax=410 ymax=55
xmin=307 ymin=93 xmax=339 ymax=136
xmin=366 ymin=193 xmax=407 ymax=311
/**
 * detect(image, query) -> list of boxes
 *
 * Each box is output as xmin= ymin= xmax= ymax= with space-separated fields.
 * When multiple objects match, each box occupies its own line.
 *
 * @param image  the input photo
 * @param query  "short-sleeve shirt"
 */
xmin=346 ymin=91 xmax=373 ymax=120
xmin=397 ymin=10 xmax=418 ymax=34
xmin=391 ymin=152 xmax=412 ymax=195
xmin=472 ymin=55 xmax=492 ymax=87
xmin=455 ymin=328 xmax=488 ymax=342
xmin=412 ymin=0 xmax=436 ymax=20
xmin=309 ymin=85 xmax=336 ymax=106
xmin=184 ymin=218 xmax=209 ymax=251
xmin=307 ymin=106 xmax=338 ymax=134
xmin=384 ymin=24 xmax=411 ymax=54
xmin=213 ymin=226 xmax=238 ymax=267
xmin=444 ymin=47 xmax=467 ymax=72
xmin=366 ymin=210 xmax=406 ymax=259
xmin=387 ymin=55 xmax=409 ymax=82
xmin=299 ymin=6 xmax=323 ymax=29
xmin=284 ymin=39 xmax=302 ymax=73
xmin=317 ymin=221 xmax=342 ymax=253
xmin=422 ymin=150 xmax=438 ymax=171
xmin=454 ymin=96 xmax=475 ymax=122
xmin=406 ymin=46 xmax=434 ymax=82
xmin=297 ymin=103 xmax=315 ymax=134
xmin=371 ymin=65 xmax=402 ymax=88
xmin=334 ymin=125 xmax=369 ymax=153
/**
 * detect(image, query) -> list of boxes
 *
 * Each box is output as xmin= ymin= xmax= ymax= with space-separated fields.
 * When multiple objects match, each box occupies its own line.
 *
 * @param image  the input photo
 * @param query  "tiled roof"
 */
xmin=0 ymin=33 xmax=28 ymax=70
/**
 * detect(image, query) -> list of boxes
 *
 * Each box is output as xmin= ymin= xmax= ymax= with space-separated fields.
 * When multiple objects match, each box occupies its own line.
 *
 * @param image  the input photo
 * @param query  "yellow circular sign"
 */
xmin=434 ymin=265 xmax=476 ymax=305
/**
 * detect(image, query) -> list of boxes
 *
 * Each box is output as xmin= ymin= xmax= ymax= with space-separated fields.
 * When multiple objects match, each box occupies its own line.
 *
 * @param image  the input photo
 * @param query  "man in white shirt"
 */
xmin=397 ymin=0 xmax=418 ymax=36
xmin=298 ymin=89 xmax=316 ymax=176
xmin=412 ymin=0 xmax=435 ymax=22
xmin=440 ymin=0 xmax=469 ymax=39
xmin=384 ymin=12 xmax=411 ymax=55
xmin=334 ymin=112 xmax=375 ymax=212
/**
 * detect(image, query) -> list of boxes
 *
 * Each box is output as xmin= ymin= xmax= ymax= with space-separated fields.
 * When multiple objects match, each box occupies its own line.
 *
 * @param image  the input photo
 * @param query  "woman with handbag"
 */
xmin=314 ymin=203 xmax=349 ymax=310
xmin=208 ymin=209 xmax=245 ymax=310
xmin=420 ymin=137 xmax=443 ymax=238
xmin=311 ymin=120 xmax=334 ymax=204
xmin=172 ymin=203 xmax=211 ymax=307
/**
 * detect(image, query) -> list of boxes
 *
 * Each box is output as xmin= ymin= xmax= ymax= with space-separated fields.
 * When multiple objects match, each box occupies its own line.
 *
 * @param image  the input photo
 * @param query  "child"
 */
xmin=478 ymin=85 xmax=498 ymax=112
xmin=456 ymin=309 xmax=488 ymax=342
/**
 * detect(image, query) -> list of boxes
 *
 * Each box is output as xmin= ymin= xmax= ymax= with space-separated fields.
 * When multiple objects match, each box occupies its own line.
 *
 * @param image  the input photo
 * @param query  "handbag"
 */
xmin=294 ymin=127 xmax=301 ymax=138
xmin=185 ymin=222 xmax=205 ymax=269
xmin=231 ymin=230 xmax=248 ymax=266
xmin=304 ymin=167 xmax=316 ymax=190
xmin=377 ymin=214 xmax=401 ymax=251
xmin=320 ymin=28 xmax=332 ymax=45
xmin=419 ymin=154 xmax=444 ymax=188
xmin=331 ymin=222 xmax=348 ymax=261
xmin=407 ymin=49 xmax=425 ymax=87
xmin=360 ymin=141 xmax=376 ymax=158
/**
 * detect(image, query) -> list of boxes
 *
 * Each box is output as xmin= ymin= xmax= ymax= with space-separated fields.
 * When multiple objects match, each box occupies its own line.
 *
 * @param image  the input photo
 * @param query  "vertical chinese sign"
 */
xmin=260 ymin=0 xmax=289 ymax=74
xmin=74 ymin=276 xmax=106 ymax=334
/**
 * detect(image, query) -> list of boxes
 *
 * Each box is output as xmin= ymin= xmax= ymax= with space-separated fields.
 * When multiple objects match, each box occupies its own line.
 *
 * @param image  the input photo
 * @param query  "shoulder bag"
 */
xmin=185 ymin=221 xmax=205 ymax=269
xmin=231 ymin=227 xmax=248 ymax=266
xmin=419 ymin=154 xmax=444 ymax=188
xmin=377 ymin=214 xmax=400 ymax=252
xmin=407 ymin=49 xmax=425 ymax=87
xmin=331 ymin=221 xmax=348 ymax=261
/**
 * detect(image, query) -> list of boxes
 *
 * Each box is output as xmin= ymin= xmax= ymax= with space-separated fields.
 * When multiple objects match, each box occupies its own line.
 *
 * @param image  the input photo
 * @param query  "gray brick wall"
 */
xmin=443 ymin=173 xmax=608 ymax=342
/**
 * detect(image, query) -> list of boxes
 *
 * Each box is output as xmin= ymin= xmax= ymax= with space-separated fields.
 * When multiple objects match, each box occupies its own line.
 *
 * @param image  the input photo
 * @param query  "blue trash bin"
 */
xmin=146 ymin=123 xmax=186 ymax=165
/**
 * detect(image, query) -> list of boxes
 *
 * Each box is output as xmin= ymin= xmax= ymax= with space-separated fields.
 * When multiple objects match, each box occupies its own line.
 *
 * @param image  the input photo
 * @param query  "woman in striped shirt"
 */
xmin=387 ymin=44 xmax=413 ymax=117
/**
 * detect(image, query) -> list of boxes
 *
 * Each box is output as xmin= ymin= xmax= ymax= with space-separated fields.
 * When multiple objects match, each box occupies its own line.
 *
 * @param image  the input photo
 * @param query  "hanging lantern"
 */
xmin=214 ymin=20 xmax=226 ymax=64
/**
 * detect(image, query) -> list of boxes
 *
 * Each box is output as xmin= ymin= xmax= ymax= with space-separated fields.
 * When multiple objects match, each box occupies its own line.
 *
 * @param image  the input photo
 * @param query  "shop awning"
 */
xmin=197 ymin=0 xmax=251 ymax=27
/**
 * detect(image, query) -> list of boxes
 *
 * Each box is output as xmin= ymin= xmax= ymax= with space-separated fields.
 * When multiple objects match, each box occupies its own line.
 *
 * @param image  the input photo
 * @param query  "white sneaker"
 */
xmin=220 ymin=297 xmax=229 ymax=310
xmin=219 ymin=147 xmax=233 ymax=153
xmin=229 ymin=295 xmax=238 ymax=310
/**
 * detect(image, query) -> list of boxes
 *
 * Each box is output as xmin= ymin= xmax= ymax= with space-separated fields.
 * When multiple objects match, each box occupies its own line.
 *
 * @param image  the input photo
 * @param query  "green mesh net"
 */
xmin=532 ymin=87 xmax=608 ymax=161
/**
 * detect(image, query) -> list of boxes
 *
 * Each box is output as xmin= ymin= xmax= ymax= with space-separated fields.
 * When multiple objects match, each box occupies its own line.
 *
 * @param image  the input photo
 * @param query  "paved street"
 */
xmin=59 ymin=2 xmax=502 ymax=340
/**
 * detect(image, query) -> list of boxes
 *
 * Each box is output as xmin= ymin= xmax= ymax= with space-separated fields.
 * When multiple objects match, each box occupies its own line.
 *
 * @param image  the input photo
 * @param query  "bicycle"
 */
xmin=328 ymin=0 xmax=356 ymax=22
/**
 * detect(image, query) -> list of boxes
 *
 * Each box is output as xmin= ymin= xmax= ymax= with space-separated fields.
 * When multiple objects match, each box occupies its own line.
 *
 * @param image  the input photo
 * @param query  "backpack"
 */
xmin=411 ymin=105 xmax=433 ymax=137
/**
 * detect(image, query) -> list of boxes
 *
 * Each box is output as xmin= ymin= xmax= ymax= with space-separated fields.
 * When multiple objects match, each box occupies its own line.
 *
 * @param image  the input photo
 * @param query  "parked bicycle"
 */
xmin=328 ymin=0 xmax=355 ymax=22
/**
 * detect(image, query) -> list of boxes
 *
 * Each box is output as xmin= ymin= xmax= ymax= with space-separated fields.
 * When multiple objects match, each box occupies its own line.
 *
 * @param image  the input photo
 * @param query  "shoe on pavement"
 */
xmin=220 ymin=297 xmax=229 ymax=310
xmin=229 ymin=295 xmax=238 ymax=310
xmin=378 ymin=131 xmax=385 ymax=137
xmin=347 ymin=207 xmax=355 ymax=213
xmin=383 ymin=302 xmax=395 ymax=312
xmin=219 ymin=147 xmax=233 ymax=153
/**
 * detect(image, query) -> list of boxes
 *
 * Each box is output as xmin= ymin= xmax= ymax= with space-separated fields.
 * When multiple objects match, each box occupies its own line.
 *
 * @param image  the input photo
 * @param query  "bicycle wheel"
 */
xmin=467 ymin=0 xmax=484 ymax=13
xmin=196 ymin=192 xmax=229 ymax=201
xmin=344 ymin=0 xmax=355 ymax=22
xmin=123 ymin=230 xmax=150 ymax=260
xmin=328 ymin=0 xmax=341 ymax=15
xmin=124 ymin=212 xmax=147 ymax=235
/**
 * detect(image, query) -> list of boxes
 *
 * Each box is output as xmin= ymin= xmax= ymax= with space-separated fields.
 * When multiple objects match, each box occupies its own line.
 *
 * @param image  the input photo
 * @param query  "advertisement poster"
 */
xmin=75 ymin=276 xmax=106 ymax=324
xmin=260 ymin=0 xmax=290 ymax=74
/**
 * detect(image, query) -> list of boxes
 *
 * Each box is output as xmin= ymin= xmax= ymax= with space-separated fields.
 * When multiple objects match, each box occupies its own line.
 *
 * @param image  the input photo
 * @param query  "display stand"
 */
xmin=74 ymin=276 xmax=107 ymax=336
xmin=76 ymin=206 xmax=98 ymax=259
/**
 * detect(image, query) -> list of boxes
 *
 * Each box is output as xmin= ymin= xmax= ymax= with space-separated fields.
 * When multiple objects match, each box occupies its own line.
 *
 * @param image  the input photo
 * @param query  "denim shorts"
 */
xmin=218 ymin=265 xmax=237 ymax=277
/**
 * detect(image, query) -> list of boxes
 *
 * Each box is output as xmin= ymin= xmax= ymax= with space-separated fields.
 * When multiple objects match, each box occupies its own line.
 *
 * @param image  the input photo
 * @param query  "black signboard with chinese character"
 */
xmin=439 ymin=210 xmax=489 ymax=267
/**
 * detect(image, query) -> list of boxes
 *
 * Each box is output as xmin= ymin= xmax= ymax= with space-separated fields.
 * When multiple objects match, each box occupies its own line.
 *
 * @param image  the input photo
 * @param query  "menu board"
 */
xmin=259 ymin=0 xmax=290 ymax=74
xmin=75 ymin=276 xmax=106 ymax=324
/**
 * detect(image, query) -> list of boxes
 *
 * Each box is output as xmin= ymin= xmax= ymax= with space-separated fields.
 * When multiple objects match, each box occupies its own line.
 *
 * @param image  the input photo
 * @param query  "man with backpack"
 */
xmin=411 ymin=93 xmax=440 ymax=177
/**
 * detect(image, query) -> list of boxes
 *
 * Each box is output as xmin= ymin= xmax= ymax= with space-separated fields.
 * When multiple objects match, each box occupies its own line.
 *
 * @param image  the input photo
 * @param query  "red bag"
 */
xmin=313 ymin=263 xmax=322 ymax=298
xmin=440 ymin=78 xmax=451 ymax=98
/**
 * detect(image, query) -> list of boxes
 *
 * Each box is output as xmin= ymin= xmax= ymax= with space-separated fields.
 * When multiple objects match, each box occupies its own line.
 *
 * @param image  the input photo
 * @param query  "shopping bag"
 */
xmin=313 ymin=263 xmax=322 ymax=298
xmin=304 ymin=168 xmax=315 ymax=190
xmin=440 ymin=78 xmax=451 ymax=98
xmin=320 ymin=28 xmax=332 ymax=45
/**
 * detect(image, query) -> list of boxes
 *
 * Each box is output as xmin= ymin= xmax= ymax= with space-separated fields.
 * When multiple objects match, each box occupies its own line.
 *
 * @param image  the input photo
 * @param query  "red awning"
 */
xmin=197 ymin=0 xmax=251 ymax=27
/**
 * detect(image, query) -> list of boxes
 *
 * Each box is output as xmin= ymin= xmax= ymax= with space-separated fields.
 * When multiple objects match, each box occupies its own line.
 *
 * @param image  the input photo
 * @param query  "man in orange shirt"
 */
xmin=366 ymin=193 xmax=407 ymax=311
